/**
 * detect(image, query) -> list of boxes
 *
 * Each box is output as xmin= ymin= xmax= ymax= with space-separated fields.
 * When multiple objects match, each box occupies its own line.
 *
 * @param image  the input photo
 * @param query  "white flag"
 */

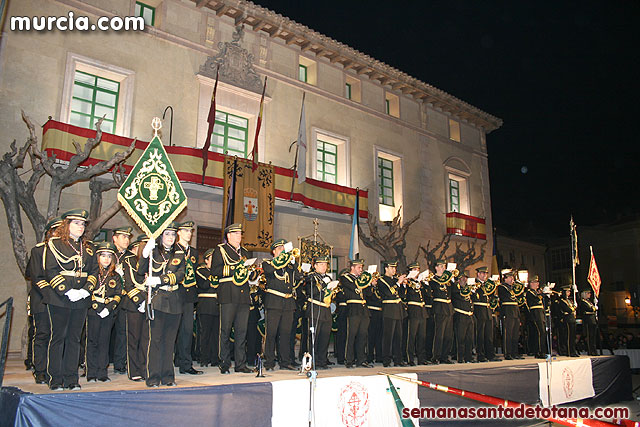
xmin=538 ymin=358 xmax=594 ymax=407
xmin=296 ymin=97 xmax=307 ymax=184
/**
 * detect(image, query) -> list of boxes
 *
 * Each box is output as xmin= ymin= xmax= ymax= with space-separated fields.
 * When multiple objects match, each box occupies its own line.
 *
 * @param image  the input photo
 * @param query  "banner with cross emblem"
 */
xmin=117 ymin=118 xmax=187 ymax=240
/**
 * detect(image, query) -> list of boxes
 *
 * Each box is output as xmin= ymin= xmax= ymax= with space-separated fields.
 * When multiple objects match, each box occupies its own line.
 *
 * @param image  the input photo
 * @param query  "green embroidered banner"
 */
xmin=117 ymin=132 xmax=187 ymax=240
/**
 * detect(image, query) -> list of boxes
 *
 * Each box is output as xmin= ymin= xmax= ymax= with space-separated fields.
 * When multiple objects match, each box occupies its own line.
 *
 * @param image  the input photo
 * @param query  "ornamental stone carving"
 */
xmin=198 ymin=25 xmax=263 ymax=94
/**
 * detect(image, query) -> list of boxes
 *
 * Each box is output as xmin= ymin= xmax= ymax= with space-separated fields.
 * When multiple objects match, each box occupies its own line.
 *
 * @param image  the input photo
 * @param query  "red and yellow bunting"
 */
xmin=446 ymin=212 xmax=486 ymax=240
xmin=42 ymin=120 xmax=368 ymax=218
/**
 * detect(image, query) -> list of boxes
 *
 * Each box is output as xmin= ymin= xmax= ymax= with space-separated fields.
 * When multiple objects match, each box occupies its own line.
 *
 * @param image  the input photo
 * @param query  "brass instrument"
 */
xmin=459 ymin=281 xmax=479 ymax=298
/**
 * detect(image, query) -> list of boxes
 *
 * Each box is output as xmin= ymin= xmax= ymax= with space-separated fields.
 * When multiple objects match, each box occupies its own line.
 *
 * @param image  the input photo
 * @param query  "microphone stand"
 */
xmin=306 ymin=272 xmax=318 ymax=427
xmin=544 ymin=290 xmax=553 ymax=409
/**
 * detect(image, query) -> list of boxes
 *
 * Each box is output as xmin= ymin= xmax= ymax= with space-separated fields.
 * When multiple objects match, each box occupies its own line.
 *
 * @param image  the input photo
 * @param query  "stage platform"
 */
xmin=0 ymin=354 xmax=634 ymax=427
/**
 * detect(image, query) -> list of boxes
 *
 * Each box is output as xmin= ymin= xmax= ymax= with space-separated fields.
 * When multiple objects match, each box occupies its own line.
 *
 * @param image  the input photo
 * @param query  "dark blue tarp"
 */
xmin=11 ymin=382 xmax=272 ymax=427
xmin=416 ymin=356 xmax=632 ymax=426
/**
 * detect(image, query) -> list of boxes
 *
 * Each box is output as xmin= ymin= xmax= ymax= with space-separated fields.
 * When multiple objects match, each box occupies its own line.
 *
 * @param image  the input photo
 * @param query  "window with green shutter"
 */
xmin=69 ymin=70 xmax=119 ymax=134
xmin=208 ymin=111 xmax=249 ymax=158
xmin=316 ymin=140 xmax=338 ymax=184
xmin=135 ymin=2 xmax=155 ymax=26
xmin=298 ymin=64 xmax=308 ymax=83
xmin=378 ymin=157 xmax=394 ymax=206
xmin=449 ymin=178 xmax=460 ymax=212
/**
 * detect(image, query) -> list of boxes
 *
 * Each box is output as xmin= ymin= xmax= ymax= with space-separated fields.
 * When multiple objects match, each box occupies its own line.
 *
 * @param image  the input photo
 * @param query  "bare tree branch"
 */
xmin=358 ymin=207 xmax=421 ymax=272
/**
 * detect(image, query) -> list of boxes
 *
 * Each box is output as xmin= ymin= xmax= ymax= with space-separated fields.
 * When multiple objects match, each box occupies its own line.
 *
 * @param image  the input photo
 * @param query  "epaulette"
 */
xmin=342 ymin=274 xmax=354 ymax=283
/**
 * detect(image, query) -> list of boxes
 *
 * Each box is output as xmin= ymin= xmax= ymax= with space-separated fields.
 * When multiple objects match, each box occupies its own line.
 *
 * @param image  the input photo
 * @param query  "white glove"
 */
xmin=327 ymin=280 xmax=339 ymax=290
xmin=142 ymin=238 xmax=155 ymax=259
xmin=98 ymin=308 xmax=109 ymax=318
xmin=77 ymin=289 xmax=90 ymax=300
xmin=290 ymin=254 xmax=296 ymax=265
xmin=115 ymin=265 xmax=124 ymax=277
xmin=65 ymin=289 xmax=80 ymax=302
xmin=248 ymin=278 xmax=259 ymax=286
xmin=138 ymin=301 xmax=146 ymax=313
xmin=301 ymin=263 xmax=312 ymax=273
xmin=146 ymin=276 xmax=161 ymax=288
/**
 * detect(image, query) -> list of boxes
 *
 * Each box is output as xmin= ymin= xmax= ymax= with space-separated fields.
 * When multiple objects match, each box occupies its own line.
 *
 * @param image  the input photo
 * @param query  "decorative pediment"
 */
xmin=198 ymin=25 xmax=263 ymax=94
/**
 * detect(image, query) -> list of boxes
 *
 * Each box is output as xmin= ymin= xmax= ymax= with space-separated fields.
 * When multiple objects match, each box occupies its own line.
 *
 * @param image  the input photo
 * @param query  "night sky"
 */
xmin=257 ymin=0 xmax=640 ymax=238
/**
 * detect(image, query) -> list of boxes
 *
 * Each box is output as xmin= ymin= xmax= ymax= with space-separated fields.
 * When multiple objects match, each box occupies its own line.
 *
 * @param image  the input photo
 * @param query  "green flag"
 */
xmin=117 ymin=133 xmax=187 ymax=239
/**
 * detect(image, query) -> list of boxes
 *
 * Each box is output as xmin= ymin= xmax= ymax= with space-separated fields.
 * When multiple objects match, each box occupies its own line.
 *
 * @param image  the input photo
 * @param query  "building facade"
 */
xmin=546 ymin=220 xmax=640 ymax=328
xmin=495 ymin=234 xmax=547 ymax=283
xmin=0 ymin=0 xmax=501 ymax=352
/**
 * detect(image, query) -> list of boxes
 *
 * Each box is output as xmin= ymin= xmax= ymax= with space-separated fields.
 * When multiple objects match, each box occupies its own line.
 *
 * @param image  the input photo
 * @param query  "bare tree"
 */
xmin=418 ymin=235 xmax=486 ymax=273
xmin=0 ymin=112 xmax=136 ymax=276
xmin=358 ymin=207 xmax=420 ymax=273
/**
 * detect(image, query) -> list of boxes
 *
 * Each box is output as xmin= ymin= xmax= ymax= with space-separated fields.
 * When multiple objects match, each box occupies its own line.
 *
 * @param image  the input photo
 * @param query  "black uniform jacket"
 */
xmin=137 ymin=245 xmax=185 ymax=314
xmin=44 ymin=237 xmax=98 ymax=309
xmin=196 ymin=264 xmax=219 ymax=315
xmin=211 ymin=242 xmax=253 ymax=305
xmin=262 ymin=258 xmax=301 ymax=311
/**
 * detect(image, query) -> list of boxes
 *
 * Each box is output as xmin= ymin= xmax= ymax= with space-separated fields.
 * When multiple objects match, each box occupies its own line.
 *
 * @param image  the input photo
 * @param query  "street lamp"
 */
xmin=625 ymin=296 xmax=631 ymax=305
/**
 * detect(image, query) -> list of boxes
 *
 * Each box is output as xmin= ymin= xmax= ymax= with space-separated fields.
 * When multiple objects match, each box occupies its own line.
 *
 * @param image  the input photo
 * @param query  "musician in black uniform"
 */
xmin=262 ymin=239 xmax=301 ymax=370
xmin=378 ymin=261 xmax=406 ymax=367
xmin=174 ymin=221 xmax=203 ymax=375
xmin=121 ymin=235 xmax=148 ymax=381
xmin=27 ymin=216 xmax=62 ymax=384
xmin=138 ymin=222 xmax=185 ymax=387
xmin=340 ymin=259 xmax=371 ymax=368
xmin=366 ymin=274 xmax=383 ymax=365
xmin=404 ymin=262 xmax=428 ymax=365
xmin=196 ymin=248 xmax=220 ymax=367
xmin=334 ymin=270 xmax=348 ymax=365
xmin=44 ymin=209 xmax=97 ymax=391
xmin=498 ymin=271 xmax=523 ymax=360
xmin=247 ymin=279 xmax=263 ymax=368
xmin=110 ymin=226 xmax=133 ymax=375
xmin=472 ymin=266 xmax=498 ymax=362
xmin=525 ymin=276 xmax=547 ymax=359
xmin=211 ymin=223 xmax=258 ymax=374
xmin=555 ymin=286 xmax=578 ymax=357
xmin=579 ymin=290 xmax=598 ymax=356
xmin=430 ymin=260 xmax=455 ymax=364
xmin=424 ymin=273 xmax=435 ymax=363
xmin=303 ymin=256 xmax=336 ymax=369
xmin=453 ymin=272 xmax=475 ymax=363
xmin=86 ymin=242 xmax=122 ymax=382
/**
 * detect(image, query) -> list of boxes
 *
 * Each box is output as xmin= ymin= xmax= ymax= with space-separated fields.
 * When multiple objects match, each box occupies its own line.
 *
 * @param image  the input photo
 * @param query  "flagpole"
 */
xmin=289 ymin=92 xmax=306 ymax=202
xmin=571 ymin=217 xmax=577 ymax=305
xmin=590 ymin=245 xmax=598 ymax=313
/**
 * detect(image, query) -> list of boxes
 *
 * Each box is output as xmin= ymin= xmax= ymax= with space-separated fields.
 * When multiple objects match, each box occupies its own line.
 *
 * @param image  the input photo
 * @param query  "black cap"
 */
xmin=62 ymin=209 xmax=88 ymax=221
xmin=224 ymin=223 xmax=242 ymax=234
xmin=112 ymin=226 xmax=133 ymax=237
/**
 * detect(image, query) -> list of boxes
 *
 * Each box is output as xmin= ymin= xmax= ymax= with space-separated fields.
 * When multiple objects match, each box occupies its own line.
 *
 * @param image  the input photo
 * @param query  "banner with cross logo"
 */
xmin=117 ymin=118 xmax=187 ymax=240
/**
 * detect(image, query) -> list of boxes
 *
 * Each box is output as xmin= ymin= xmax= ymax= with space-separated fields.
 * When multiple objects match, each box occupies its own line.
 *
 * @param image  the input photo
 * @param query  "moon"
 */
xmin=521 ymin=166 xmax=528 ymax=174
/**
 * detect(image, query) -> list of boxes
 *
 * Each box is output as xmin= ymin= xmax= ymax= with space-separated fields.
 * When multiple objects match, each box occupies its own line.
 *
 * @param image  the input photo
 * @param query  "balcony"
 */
xmin=446 ymin=212 xmax=486 ymax=240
